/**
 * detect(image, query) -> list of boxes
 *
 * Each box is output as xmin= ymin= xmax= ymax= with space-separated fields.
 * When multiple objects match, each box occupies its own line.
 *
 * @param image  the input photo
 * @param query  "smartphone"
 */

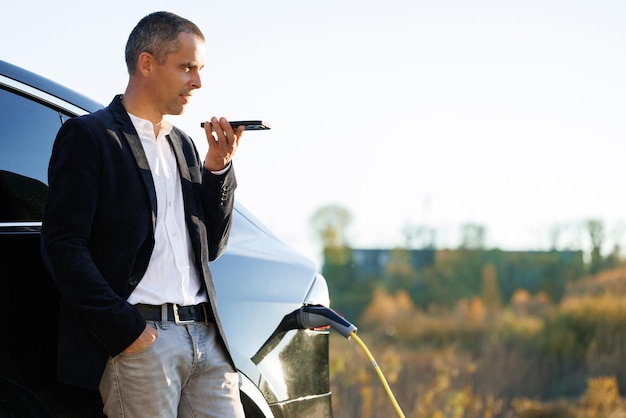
xmin=200 ymin=120 xmax=271 ymax=130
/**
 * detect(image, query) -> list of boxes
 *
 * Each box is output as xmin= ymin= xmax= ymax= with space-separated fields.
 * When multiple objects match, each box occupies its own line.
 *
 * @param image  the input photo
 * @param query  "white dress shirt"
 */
xmin=126 ymin=114 xmax=207 ymax=306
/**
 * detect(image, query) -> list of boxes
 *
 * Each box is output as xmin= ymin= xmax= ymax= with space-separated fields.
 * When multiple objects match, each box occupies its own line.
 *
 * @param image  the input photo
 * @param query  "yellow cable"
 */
xmin=350 ymin=331 xmax=406 ymax=418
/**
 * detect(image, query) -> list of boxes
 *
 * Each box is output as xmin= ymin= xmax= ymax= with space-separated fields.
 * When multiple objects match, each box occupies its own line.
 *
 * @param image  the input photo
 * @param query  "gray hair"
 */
xmin=125 ymin=11 xmax=204 ymax=74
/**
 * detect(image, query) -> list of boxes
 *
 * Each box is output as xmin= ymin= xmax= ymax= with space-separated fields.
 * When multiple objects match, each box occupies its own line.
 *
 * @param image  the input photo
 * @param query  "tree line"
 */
xmin=310 ymin=204 xmax=622 ymax=321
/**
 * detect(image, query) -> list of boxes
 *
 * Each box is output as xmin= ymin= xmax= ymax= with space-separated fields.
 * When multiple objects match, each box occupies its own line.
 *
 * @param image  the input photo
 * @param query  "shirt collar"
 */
xmin=127 ymin=113 xmax=173 ymax=138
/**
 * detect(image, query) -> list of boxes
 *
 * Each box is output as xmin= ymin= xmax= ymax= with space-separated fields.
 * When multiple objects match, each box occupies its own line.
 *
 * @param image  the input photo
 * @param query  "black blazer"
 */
xmin=41 ymin=95 xmax=237 ymax=390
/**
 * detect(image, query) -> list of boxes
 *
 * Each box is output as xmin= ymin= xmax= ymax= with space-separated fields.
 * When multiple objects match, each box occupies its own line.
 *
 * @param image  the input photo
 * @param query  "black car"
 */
xmin=0 ymin=59 xmax=334 ymax=417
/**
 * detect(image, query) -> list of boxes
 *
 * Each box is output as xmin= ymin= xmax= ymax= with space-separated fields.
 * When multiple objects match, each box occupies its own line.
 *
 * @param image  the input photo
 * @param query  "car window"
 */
xmin=0 ymin=87 xmax=67 ymax=222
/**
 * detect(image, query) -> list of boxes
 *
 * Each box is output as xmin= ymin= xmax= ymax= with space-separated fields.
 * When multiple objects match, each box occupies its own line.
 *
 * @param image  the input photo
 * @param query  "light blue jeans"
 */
xmin=99 ymin=321 xmax=245 ymax=418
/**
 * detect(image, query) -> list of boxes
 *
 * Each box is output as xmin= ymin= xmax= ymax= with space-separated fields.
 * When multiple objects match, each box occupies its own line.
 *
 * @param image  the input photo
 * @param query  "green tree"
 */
xmin=310 ymin=204 xmax=371 ymax=320
xmin=310 ymin=204 xmax=352 ymax=247
xmin=586 ymin=219 xmax=604 ymax=275
xmin=460 ymin=223 xmax=486 ymax=250
xmin=403 ymin=224 xmax=437 ymax=249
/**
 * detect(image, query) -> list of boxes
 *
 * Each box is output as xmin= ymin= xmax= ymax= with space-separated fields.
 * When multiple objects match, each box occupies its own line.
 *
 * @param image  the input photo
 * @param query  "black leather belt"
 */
xmin=134 ymin=303 xmax=210 ymax=324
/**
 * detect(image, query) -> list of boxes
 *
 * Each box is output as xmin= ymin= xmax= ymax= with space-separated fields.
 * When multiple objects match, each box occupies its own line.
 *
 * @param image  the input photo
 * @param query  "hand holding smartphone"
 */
xmin=200 ymin=120 xmax=271 ymax=131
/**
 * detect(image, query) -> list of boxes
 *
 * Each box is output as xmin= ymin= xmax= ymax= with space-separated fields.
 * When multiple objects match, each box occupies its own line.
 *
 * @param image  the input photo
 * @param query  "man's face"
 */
xmin=151 ymin=32 xmax=205 ymax=116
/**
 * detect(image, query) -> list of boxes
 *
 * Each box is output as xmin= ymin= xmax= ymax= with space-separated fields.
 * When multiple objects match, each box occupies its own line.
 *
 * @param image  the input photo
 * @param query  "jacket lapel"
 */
xmin=109 ymin=95 xmax=158 ymax=230
xmin=167 ymin=131 xmax=200 ymax=222
xmin=125 ymin=132 xmax=157 ymax=230
xmin=167 ymin=132 xmax=191 ymax=182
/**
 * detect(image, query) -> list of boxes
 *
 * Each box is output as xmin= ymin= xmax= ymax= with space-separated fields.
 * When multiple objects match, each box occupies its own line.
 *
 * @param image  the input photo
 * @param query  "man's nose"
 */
xmin=191 ymin=70 xmax=202 ymax=89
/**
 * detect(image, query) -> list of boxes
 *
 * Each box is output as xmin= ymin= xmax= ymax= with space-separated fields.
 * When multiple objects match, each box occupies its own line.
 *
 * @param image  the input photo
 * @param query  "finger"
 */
xmin=233 ymin=125 xmax=245 ymax=145
xmin=203 ymin=120 xmax=215 ymax=142
xmin=210 ymin=116 xmax=229 ymax=144
xmin=219 ymin=117 xmax=237 ymax=144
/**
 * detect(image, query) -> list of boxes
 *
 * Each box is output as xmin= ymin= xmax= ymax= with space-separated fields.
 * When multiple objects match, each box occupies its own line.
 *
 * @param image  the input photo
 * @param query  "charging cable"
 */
xmin=296 ymin=305 xmax=406 ymax=418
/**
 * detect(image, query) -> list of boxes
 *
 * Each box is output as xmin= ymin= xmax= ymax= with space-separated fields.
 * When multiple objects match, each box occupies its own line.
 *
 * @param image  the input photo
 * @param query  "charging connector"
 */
xmin=296 ymin=305 xmax=357 ymax=338
xmin=294 ymin=305 xmax=406 ymax=418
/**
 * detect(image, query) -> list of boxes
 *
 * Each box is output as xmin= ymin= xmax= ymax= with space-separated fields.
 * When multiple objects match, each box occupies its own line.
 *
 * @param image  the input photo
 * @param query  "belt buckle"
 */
xmin=172 ymin=303 xmax=195 ymax=325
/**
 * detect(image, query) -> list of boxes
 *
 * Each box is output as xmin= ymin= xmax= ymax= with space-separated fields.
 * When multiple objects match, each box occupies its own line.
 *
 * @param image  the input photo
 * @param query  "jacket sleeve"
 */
xmin=201 ymin=164 xmax=237 ymax=261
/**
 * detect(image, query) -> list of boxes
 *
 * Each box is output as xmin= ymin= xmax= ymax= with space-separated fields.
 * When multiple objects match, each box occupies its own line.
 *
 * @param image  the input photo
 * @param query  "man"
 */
xmin=41 ymin=11 xmax=245 ymax=417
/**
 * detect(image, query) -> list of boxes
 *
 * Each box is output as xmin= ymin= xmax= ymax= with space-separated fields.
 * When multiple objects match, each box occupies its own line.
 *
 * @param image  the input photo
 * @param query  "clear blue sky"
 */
xmin=3 ymin=1 xmax=625 ymax=263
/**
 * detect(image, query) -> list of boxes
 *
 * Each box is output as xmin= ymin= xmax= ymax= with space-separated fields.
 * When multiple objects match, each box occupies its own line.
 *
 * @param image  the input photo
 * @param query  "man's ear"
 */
xmin=137 ymin=52 xmax=154 ymax=77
